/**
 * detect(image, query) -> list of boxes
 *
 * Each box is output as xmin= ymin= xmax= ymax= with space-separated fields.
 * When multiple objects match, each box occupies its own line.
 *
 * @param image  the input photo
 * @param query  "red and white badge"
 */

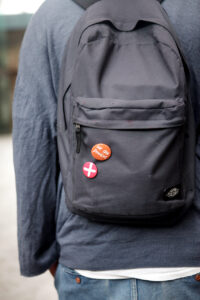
xmin=83 ymin=162 xmax=98 ymax=179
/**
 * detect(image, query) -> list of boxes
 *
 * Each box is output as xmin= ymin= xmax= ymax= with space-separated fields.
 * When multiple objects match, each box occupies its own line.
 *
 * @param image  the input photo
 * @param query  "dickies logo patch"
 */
xmin=164 ymin=185 xmax=181 ymax=200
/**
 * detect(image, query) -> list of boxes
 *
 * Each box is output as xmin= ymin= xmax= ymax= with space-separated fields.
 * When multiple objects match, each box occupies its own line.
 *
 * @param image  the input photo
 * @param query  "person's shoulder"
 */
xmin=20 ymin=0 xmax=84 ymax=63
xmin=32 ymin=0 xmax=84 ymax=38
xmin=17 ymin=0 xmax=84 ymax=93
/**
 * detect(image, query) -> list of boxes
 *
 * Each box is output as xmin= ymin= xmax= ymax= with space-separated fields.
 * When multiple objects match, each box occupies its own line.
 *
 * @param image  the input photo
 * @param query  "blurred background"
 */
xmin=0 ymin=0 xmax=57 ymax=299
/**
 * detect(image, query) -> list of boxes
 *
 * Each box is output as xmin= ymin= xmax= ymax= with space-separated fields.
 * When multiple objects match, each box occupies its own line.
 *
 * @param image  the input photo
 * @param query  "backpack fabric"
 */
xmin=57 ymin=0 xmax=196 ymax=226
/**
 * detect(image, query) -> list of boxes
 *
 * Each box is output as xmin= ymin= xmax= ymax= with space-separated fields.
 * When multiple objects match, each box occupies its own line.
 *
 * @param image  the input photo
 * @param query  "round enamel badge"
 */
xmin=91 ymin=143 xmax=112 ymax=161
xmin=83 ymin=162 xmax=98 ymax=179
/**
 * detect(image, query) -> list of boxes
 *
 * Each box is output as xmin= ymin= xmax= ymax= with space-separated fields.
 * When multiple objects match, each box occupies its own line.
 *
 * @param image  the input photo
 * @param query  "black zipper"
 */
xmin=75 ymin=123 xmax=81 ymax=153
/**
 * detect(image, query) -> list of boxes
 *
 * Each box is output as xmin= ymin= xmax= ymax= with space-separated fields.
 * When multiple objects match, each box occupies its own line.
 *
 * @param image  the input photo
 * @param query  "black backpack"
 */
xmin=57 ymin=0 xmax=196 ymax=226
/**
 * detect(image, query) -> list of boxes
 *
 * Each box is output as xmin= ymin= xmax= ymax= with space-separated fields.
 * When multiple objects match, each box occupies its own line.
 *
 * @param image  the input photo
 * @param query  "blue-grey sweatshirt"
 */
xmin=12 ymin=0 xmax=200 ymax=277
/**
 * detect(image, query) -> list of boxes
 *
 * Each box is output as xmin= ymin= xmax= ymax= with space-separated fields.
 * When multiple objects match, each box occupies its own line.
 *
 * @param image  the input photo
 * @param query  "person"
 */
xmin=12 ymin=0 xmax=200 ymax=299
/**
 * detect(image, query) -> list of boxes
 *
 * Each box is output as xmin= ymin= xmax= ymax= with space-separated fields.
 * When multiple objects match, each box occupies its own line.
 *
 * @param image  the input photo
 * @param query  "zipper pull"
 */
xmin=75 ymin=123 xmax=81 ymax=153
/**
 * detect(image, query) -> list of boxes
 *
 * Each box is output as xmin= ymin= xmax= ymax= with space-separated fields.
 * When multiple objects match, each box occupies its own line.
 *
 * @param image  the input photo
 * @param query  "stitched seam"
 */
xmin=132 ymin=279 xmax=138 ymax=300
xmin=79 ymin=38 xmax=182 ymax=67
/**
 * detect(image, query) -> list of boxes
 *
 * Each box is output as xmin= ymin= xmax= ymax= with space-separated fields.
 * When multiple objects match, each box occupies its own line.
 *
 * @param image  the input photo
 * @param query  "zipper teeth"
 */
xmin=75 ymin=123 xmax=81 ymax=153
xmin=73 ymin=120 xmax=184 ymax=130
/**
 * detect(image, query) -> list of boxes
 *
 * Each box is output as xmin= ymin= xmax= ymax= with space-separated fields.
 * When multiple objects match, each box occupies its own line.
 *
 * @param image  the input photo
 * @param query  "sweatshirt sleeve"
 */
xmin=12 ymin=7 xmax=59 ymax=277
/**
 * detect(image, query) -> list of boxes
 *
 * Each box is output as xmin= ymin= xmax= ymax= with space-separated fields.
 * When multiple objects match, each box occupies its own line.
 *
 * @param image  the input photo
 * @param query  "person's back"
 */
xmin=12 ymin=0 xmax=200 ymax=298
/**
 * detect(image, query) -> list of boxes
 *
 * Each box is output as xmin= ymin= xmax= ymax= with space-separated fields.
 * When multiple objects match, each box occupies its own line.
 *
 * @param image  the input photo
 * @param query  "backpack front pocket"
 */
xmin=70 ymin=96 xmax=186 ymax=225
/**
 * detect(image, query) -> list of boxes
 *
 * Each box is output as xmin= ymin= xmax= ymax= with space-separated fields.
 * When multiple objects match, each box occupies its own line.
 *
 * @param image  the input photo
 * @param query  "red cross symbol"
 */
xmin=83 ymin=162 xmax=98 ymax=178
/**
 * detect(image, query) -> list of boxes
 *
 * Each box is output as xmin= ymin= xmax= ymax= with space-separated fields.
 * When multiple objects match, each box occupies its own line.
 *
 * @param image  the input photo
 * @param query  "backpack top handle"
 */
xmin=72 ymin=0 xmax=100 ymax=10
xmin=72 ymin=0 xmax=163 ymax=10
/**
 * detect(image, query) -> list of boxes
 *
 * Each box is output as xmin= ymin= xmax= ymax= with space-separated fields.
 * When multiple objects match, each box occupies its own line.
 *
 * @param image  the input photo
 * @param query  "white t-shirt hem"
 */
xmin=75 ymin=267 xmax=200 ymax=281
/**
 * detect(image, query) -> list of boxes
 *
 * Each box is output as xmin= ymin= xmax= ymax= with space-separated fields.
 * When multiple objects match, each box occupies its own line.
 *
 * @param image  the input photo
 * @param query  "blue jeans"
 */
xmin=54 ymin=264 xmax=200 ymax=300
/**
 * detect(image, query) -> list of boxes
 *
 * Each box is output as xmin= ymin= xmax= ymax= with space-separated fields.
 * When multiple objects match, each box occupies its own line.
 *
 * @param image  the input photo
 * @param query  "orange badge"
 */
xmin=91 ymin=143 xmax=111 ymax=161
